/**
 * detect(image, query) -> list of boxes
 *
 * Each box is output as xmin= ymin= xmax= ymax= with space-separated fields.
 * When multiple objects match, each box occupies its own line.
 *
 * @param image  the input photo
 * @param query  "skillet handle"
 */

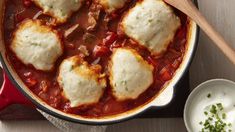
xmin=0 ymin=71 xmax=33 ymax=111
xmin=150 ymin=86 xmax=174 ymax=107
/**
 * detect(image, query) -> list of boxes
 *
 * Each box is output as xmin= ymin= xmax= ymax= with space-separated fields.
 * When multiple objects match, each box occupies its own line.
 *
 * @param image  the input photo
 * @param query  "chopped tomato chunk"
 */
xmin=159 ymin=67 xmax=172 ymax=81
xmin=93 ymin=45 xmax=110 ymax=57
xmin=103 ymin=32 xmax=118 ymax=46
xmin=26 ymin=78 xmax=37 ymax=87
xmin=23 ymin=0 xmax=32 ymax=7
xmin=147 ymin=56 xmax=158 ymax=68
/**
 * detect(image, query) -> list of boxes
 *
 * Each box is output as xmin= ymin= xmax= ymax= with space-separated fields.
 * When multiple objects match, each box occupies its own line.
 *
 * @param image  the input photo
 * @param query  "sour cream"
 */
xmin=184 ymin=79 xmax=235 ymax=132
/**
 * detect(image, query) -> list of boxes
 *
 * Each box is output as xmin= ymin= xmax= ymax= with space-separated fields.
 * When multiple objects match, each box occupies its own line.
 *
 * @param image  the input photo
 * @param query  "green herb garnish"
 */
xmin=199 ymin=103 xmax=232 ymax=132
xmin=222 ymin=113 xmax=226 ymax=119
xmin=207 ymin=93 xmax=211 ymax=98
xmin=217 ymin=103 xmax=224 ymax=111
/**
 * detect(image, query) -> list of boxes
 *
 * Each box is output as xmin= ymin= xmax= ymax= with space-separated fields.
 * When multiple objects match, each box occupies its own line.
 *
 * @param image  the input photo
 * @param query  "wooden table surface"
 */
xmin=1 ymin=0 xmax=235 ymax=131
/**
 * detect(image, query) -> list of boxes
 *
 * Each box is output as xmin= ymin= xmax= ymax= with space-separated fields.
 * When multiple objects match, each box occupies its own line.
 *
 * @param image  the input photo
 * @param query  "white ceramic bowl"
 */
xmin=184 ymin=79 xmax=235 ymax=131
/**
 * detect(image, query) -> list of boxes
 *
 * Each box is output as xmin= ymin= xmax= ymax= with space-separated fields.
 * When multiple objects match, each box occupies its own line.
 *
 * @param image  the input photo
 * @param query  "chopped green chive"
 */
xmin=222 ymin=113 xmax=226 ymax=119
xmin=217 ymin=103 xmax=224 ymax=110
xmin=199 ymin=103 xmax=232 ymax=131
xmin=207 ymin=93 xmax=211 ymax=98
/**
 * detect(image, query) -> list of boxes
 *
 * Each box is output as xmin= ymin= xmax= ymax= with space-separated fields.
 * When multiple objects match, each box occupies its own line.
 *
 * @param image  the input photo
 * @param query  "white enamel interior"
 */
xmin=0 ymin=0 xmax=198 ymax=123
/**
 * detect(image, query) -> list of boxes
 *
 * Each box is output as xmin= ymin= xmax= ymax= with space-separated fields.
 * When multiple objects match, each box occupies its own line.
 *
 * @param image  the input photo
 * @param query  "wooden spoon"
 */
xmin=164 ymin=0 xmax=235 ymax=65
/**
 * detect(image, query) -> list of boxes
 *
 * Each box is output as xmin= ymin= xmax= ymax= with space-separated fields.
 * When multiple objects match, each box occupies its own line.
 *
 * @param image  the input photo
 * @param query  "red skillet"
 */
xmin=0 ymin=70 xmax=33 ymax=111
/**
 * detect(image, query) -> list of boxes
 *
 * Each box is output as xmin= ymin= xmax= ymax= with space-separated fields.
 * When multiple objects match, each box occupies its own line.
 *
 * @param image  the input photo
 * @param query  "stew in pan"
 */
xmin=3 ymin=0 xmax=189 ymax=118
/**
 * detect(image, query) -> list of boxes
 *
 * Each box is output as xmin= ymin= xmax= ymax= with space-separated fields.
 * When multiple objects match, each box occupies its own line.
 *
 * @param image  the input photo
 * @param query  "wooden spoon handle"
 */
xmin=166 ymin=0 xmax=235 ymax=65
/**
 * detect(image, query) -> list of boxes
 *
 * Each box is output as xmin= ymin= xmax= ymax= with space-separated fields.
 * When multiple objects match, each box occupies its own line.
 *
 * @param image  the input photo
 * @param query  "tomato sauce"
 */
xmin=3 ymin=0 xmax=189 ymax=118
